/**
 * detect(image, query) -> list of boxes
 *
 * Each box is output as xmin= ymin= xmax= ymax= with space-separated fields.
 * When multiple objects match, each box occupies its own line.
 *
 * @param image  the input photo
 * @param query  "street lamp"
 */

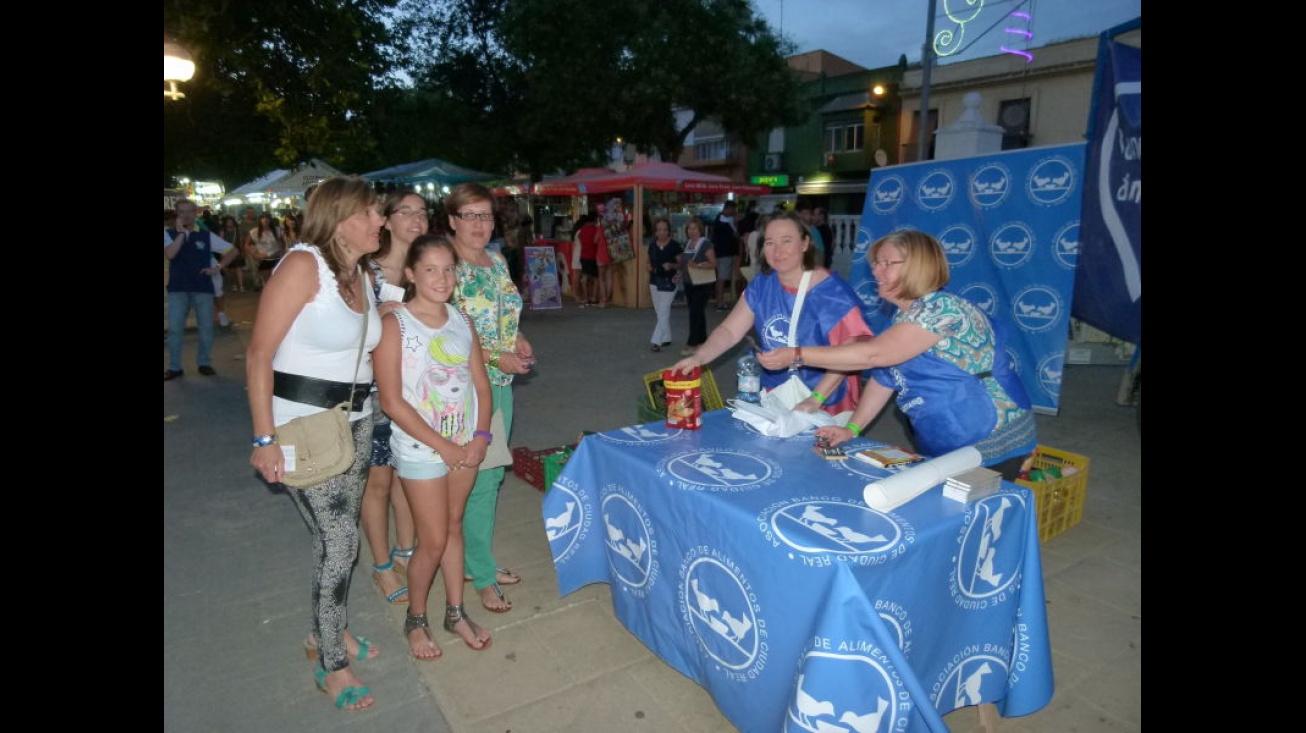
xmin=164 ymin=35 xmax=195 ymax=101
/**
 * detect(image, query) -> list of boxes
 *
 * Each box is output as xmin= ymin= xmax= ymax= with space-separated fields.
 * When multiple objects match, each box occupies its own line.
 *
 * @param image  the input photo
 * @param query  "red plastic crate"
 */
xmin=512 ymin=445 xmax=574 ymax=492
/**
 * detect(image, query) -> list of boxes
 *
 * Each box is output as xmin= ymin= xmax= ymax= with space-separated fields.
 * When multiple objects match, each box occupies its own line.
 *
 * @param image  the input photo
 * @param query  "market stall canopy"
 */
xmin=227 ymin=168 xmax=290 ymax=196
xmin=361 ymin=157 xmax=499 ymax=187
xmin=529 ymin=168 xmax=617 ymax=196
xmin=263 ymin=158 xmax=344 ymax=195
xmin=533 ymin=161 xmax=770 ymax=196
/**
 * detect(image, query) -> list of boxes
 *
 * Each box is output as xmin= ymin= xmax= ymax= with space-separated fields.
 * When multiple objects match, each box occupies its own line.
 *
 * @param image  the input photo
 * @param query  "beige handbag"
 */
xmin=687 ymin=239 xmax=717 ymax=285
xmin=278 ymin=298 xmax=368 ymax=489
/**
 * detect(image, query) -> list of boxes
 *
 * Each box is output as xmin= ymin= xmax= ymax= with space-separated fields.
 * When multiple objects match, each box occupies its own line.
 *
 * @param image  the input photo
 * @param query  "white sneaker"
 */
xmin=218 ymin=312 xmax=231 ymax=327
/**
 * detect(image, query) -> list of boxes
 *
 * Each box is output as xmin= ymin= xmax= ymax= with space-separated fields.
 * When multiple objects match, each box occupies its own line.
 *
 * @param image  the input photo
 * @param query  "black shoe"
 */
xmin=164 ymin=369 xmax=184 ymax=381
xmin=650 ymin=344 xmax=661 ymax=352
xmin=198 ymin=365 xmax=217 ymax=376
xmin=660 ymin=342 xmax=672 ymax=347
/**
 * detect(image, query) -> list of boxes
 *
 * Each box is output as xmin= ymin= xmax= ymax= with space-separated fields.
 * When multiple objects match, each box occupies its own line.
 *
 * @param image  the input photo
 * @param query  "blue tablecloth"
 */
xmin=543 ymin=409 xmax=1054 ymax=733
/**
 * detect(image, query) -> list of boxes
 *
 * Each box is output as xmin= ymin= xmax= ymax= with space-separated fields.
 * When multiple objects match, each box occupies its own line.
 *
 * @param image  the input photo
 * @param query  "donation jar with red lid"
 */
xmin=664 ymin=367 xmax=702 ymax=430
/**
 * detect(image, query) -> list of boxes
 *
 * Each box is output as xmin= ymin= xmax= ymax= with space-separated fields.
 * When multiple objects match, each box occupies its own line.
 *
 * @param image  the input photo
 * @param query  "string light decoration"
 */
xmin=1001 ymin=11 xmax=1035 ymax=62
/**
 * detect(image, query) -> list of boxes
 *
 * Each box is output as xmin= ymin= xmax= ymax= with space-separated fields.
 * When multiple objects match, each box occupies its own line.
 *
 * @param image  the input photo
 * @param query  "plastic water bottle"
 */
xmin=736 ymin=350 xmax=762 ymax=403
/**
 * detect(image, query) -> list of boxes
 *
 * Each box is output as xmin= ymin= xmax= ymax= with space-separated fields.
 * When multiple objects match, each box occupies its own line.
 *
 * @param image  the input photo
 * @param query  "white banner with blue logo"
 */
xmin=852 ymin=144 xmax=1086 ymax=413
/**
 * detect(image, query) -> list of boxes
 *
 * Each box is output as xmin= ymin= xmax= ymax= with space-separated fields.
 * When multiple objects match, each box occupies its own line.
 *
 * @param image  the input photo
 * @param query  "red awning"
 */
xmin=529 ymin=168 xmax=617 ymax=196
xmin=531 ymin=162 xmax=769 ymax=196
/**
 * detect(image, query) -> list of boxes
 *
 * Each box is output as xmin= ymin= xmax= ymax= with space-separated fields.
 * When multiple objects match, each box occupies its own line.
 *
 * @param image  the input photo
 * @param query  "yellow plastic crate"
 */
xmin=1016 ymin=445 xmax=1090 ymax=542
xmin=638 ymin=367 xmax=725 ymax=423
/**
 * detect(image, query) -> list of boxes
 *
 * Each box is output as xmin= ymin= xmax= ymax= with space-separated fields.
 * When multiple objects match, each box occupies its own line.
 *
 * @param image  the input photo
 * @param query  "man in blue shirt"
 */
xmin=164 ymin=198 xmax=240 ymax=380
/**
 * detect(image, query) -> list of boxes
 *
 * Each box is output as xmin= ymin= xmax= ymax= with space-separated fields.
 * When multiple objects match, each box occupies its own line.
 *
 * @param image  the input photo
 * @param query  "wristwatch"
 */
xmin=251 ymin=434 xmax=278 ymax=447
xmin=790 ymin=346 xmax=804 ymax=369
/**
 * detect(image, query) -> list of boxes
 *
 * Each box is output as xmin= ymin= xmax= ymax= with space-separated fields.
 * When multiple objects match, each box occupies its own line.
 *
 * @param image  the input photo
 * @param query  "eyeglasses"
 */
xmin=391 ymin=208 xmax=428 ymax=219
xmin=454 ymin=211 xmax=495 ymax=222
xmin=871 ymin=260 xmax=905 ymax=269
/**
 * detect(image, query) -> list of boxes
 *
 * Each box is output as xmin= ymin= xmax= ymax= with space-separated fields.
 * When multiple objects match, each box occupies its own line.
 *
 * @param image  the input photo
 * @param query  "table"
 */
xmin=543 ymin=409 xmax=1054 ymax=733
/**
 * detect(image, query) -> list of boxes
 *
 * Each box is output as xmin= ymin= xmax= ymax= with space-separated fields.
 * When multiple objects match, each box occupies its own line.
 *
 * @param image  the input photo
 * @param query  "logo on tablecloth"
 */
xmin=678 ymin=550 xmax=767 ymax=682
xmin=599 ymin=423 xmax=684 ymax=446
xmin=949 ymin=494 xmax=1026 ymax=609
xmin=932 ymin=652 xmax=1010 ymax=715
xmin=602 ymin=489 xmax=659 ymax=597
xmin=659 ymin=448 xmax=780 ymax=492
xmin=874 ymin=599 xmax=915 ymax=658
xmin=757 ymin=498 xmax=916 ymax=568
xmin=785 ymin=651 xmax=906 ymax=733
xmin=544 ymin=475 xmax=592 ymax=565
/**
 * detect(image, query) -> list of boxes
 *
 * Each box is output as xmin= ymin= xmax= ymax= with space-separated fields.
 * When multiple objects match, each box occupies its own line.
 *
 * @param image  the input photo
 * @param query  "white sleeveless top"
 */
xmin=389 ymin=303 xmax=481 ymax=466
xmin=270 ymin=244 xmax=382 ymax=425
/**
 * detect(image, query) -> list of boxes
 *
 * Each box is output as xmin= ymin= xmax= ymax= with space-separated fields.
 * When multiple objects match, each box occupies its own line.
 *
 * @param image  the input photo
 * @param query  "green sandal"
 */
xmin=303 ymin=631 xmax=377 ymax=662
xmin=314 ymin=666 xmax=373 ymax=711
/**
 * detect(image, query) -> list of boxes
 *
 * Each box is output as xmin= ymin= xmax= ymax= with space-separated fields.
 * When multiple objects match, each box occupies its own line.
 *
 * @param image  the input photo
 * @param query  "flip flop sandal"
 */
xmin=463 ymin=567 xmax=522 ymax=586
xmin=444 ymin=603 xmax=492 ymax=650
xmin=479 ymin=582 xmax=513 ymax=613
xmin=403 ymin=612 xmax=443 ymax=661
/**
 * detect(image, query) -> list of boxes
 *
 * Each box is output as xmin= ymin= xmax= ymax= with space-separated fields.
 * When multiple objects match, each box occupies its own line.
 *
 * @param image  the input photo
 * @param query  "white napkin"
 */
xmin=761 ymin=374 xmax=812 ymax=411
xmin=729 ymin=400 xmax=812 ymax=438
xmin=863 ymin=446 xmax=983 ymax=512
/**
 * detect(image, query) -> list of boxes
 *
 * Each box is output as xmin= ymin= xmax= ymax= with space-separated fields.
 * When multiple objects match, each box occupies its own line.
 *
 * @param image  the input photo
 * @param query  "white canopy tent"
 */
xmin=223 ymin=158 xmax=345 ymax=210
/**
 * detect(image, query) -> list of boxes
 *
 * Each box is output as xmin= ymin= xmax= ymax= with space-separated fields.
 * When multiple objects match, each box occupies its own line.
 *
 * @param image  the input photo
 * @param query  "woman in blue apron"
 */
xmin=760 ymin=229 xmax=1036 ymax=479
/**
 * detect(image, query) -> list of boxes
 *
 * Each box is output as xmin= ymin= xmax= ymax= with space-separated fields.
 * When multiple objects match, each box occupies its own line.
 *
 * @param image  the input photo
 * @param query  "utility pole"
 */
xmin=917 ymin=0 xmax=937 ymax=162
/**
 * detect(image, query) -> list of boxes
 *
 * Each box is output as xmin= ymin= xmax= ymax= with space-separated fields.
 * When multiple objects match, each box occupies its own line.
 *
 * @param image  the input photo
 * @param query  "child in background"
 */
xmin=372 ymin=234 xmax=494 ymax=660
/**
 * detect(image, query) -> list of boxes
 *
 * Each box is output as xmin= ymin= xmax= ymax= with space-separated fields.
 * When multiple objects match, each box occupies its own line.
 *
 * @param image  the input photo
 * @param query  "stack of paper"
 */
xmin=943 ymin=467 xmax=1002 ymax=503
xmin=863 ymin=447 xmax=983 ymax=511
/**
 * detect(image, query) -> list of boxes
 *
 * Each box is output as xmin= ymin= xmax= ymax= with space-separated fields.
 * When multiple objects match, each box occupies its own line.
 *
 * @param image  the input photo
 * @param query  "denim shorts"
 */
xmin=395 ymin=457 xmax=450 ymax=480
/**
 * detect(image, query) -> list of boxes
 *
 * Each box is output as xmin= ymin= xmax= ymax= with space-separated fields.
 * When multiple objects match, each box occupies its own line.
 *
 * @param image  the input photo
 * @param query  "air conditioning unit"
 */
xmin=763 ymin=153 xmax=783 ymax=172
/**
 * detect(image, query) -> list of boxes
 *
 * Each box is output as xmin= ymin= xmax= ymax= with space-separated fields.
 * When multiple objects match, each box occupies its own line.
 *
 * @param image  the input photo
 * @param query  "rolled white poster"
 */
xmin=863 ymin=446 xmax=983 ymax=512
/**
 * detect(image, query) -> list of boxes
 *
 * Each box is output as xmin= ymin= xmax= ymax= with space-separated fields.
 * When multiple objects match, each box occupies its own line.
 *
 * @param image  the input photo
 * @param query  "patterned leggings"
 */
xmin=285 ymin=413 xmax=374 ymax=672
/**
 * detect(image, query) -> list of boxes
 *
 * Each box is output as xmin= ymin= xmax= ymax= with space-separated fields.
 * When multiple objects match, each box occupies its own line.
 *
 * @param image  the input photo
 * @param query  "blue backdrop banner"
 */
xmin=851 ymin=143 xmax=1086 ymax=413
xmin=1073 ymin=36 xmax=1141 ymax=345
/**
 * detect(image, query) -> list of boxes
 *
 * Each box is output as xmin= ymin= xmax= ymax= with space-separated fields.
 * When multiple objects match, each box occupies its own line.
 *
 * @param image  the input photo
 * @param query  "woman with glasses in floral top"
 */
xmin=446 ymin=183 xmax=534 ymax=613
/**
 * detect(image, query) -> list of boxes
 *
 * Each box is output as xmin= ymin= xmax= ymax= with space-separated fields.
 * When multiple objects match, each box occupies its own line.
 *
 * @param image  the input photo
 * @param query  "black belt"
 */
xmin=273 ymin=371 xmax=370 ymax=412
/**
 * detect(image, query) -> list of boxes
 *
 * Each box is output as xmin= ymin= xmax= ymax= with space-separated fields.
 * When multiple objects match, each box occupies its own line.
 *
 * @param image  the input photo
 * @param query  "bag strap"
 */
xmin=785 ymin=270 xmax=813 ymax=347
xmin=344 ymin=266 xmax=368 ymax=408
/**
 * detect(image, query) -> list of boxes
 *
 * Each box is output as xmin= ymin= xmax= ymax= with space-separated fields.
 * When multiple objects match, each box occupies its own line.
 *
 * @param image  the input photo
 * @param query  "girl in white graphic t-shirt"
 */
xmin=372 ymin=234 xmax=494 ymax=660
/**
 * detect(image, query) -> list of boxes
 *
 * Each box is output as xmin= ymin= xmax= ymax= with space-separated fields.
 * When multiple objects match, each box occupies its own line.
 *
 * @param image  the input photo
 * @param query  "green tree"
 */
xmin=164 ymin=0 xmax=398 ymax=186
xmin=389 ymin=0 xmax=805 ymax=177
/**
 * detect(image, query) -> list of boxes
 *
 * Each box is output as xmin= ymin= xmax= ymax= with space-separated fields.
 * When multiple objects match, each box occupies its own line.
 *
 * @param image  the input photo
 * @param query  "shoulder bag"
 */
xmin=278 ymin=289 xmax=368 ymax=489
xmin=688 ymin=239 xmax=717 ymax=286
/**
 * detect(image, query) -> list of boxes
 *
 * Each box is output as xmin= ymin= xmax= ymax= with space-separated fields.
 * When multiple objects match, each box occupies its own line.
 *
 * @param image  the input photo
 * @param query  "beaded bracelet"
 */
xmin=809 ymin=390 xmax=826 ymax=404
xmin=845 ymin=422 xmax=862 ymax=436
xmin=473 ymin=430 xmax=494 ymax=444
